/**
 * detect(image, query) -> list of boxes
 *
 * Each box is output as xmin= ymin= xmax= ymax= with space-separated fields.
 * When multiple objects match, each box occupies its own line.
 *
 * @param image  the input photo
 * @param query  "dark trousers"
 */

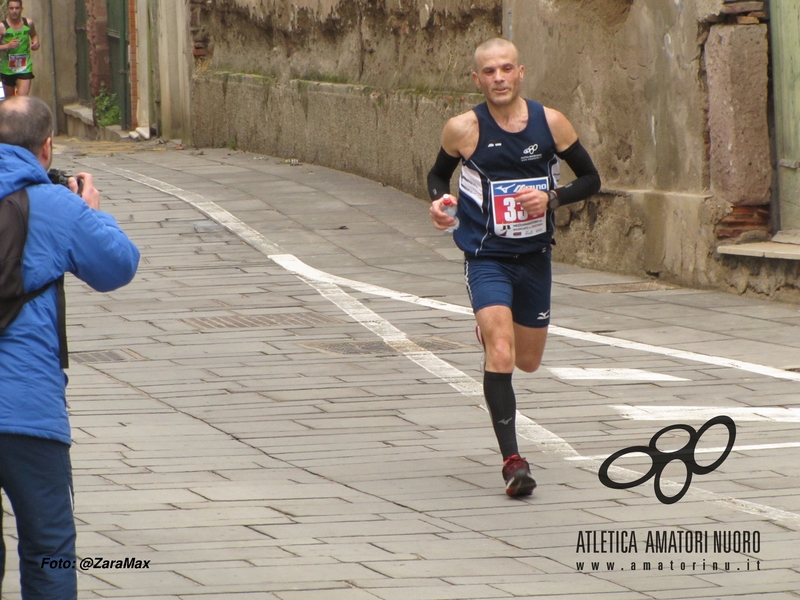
xmin=0 ymin=434 xmax=76 ymax=600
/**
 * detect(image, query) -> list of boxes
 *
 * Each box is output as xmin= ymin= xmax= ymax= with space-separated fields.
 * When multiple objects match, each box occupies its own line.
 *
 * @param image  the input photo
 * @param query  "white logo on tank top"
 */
xmin=521 ymin=143 xmax=543 ymax=161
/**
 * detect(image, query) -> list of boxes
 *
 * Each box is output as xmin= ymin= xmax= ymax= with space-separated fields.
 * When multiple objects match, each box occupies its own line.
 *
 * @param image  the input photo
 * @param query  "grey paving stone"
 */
xmin=274 ymin=590 xmax=386 ymax=600
xmin=174 ymin=563 xmax=386 ymax=586
xmin=250 ymin=519 xmax=452 ymax=540
xmin=491 ymin=574 xmax=650 ymax=596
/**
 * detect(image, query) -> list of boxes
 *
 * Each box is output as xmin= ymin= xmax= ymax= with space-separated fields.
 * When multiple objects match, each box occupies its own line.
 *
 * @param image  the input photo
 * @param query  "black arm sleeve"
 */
xmin=552 ymin=139 xmax=601 ymax=207
xmin=427 ymin=147 xmax=461 ymax=200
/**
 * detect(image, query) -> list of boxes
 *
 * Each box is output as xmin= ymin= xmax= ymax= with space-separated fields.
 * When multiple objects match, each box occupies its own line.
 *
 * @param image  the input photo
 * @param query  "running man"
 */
xmin=428 ymin=37 xmax=601 ymax=497
xmin=0 ymin=0 xmax=39 ymax=98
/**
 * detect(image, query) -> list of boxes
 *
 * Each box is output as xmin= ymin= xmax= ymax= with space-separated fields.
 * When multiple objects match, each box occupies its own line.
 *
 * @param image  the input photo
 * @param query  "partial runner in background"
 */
xmin=0 ymin=0 xmax=38 ymax=98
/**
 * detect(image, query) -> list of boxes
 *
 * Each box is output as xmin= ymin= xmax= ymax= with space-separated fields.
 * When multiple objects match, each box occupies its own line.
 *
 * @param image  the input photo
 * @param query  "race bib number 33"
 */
xmin=491 ymin=177 xmax=549 ymax=238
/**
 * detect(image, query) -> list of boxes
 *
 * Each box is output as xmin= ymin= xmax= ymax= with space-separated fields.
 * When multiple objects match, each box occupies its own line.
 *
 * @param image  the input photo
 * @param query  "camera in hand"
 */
xmin=47 ymin=169 xmax=84 ymax=196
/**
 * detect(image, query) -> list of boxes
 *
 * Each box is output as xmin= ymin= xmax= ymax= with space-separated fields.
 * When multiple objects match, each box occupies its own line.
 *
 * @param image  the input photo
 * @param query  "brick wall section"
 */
xmin=190 ymin=0 xmax=211 ymax=61
xmin=85 ymin=0 xmax=111 ymax=97
xmin=715 ymin=206 xmax=771 ymax=239
xmin=719 ymin=0 xmax=767 ymax=24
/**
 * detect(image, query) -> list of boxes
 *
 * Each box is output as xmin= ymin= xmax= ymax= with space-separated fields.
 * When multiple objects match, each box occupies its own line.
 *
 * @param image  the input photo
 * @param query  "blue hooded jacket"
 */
xmin=0 ymin=144 xmax=139 ymax=445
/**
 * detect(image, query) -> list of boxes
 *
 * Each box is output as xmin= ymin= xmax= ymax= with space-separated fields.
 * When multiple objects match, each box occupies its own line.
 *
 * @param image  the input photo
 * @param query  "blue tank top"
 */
xmin=454 ymin=99 xmax=559 ymax=257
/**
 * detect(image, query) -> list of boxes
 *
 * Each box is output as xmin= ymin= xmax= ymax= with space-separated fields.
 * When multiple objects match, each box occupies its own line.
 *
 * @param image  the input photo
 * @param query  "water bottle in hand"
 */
xmin=441 ymin=196 xmax=459 ymax=233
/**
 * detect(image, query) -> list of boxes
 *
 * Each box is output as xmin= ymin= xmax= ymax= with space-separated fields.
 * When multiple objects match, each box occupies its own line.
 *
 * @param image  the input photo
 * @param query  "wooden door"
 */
xmin=771 ymin=1 xmax=800 ymax=229
xmin=106 ymin=0 xmax=131 ymax=129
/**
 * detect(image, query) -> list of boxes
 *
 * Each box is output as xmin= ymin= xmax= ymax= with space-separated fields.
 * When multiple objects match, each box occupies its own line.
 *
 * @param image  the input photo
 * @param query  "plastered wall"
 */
xmin=26 ymin=0 xmax=78 ymax=131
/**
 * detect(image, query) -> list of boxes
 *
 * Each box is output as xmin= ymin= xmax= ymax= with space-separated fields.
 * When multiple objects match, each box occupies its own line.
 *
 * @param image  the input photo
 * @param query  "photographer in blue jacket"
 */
xmin=0 ymin=96 xmax=139 ymax=599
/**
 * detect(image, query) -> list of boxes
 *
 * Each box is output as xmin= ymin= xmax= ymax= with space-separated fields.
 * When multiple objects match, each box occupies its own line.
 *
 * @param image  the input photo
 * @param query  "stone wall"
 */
xmin=192 ymin=0 xmax=501 ymax=91
xmin=191 ymin=0 xmax=793 ymax=299
xmin=192 ymin=73 xmax=482 ymax=197
xmin=508 ymin=0 xmax=776 ymax=295
xmin=191 ymin=0 xmax=503 ymax=195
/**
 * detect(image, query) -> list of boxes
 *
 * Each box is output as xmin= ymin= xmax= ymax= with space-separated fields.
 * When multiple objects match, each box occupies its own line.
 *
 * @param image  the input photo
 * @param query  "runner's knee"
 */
xmin=487 ymin=338 xmax=514 ymax=371
xmin=515 ymin=355 xmax=542 ymax=373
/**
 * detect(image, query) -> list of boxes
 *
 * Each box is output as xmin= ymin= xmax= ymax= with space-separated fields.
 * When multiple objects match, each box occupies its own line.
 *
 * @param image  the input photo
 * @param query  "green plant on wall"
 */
xmin=94 ymin=85 xmax=121 ymax=127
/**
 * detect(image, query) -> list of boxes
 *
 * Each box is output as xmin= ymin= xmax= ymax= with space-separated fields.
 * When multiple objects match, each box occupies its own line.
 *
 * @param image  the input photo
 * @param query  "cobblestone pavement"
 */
xmin=3 ymin=139 xmax=800 ymax=599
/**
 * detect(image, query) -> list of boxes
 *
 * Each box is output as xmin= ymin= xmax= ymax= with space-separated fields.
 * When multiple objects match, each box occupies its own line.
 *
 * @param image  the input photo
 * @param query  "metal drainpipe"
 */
xmin=47 ymin=0 xmax=59 ymax=132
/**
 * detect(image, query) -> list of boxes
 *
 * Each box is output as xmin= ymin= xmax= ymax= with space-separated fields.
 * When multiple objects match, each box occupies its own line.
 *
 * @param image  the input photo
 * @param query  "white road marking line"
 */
xmin=613 ymin=405 xmax=800 ymax=422
xmin=548 ymin=367 xmax=689 ymax=381
xmin=569 ymin=441 xmax=800 ymax=462
xmin=550 ymin=326 xmax=800 ymax=382
xmin=97 ymin=164 xmax=800 ymax=528
xmin=269 ymin=254 xmax=474 ymax=315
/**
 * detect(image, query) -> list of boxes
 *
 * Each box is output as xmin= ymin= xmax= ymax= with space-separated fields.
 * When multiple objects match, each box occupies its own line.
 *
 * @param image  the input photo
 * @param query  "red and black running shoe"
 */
xmin=502 ymin=454 xmax=536 ymax=497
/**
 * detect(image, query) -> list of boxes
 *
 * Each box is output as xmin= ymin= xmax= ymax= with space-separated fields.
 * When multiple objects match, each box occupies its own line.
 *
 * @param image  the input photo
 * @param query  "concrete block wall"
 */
xmin=192 ymin=73 xmax=482 ymax=199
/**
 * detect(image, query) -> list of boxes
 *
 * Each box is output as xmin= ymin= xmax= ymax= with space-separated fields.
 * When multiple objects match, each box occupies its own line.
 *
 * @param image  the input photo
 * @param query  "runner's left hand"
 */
xmin=513 ymin=187 xmax=549 ymax=216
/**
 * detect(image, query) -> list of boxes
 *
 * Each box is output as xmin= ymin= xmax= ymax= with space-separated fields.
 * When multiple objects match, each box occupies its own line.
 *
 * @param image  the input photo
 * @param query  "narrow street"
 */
xmin=3 ymin=138 xmax=799 ymax=599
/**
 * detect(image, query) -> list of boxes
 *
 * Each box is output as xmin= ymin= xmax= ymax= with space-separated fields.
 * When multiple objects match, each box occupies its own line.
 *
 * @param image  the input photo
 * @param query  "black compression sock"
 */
xmin=483 ymin=371 xmax=518 ymax=459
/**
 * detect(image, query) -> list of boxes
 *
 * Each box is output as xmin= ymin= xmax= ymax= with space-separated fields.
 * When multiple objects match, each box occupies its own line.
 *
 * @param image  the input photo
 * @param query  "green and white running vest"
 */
xmin=1 ymin=18 xmax=32 ymax=76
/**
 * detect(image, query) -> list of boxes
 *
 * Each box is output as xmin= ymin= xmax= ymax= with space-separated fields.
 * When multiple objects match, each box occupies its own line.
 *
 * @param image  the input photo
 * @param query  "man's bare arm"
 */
xmin=544 ymin=108 xmax=579 ymax=153
xmin=543 ymin=107 xmax=601 ymax=208
xmin=428 ymin=112 xmax=478 ymax=229
xmin=442 ymin=111 xmax=479 ymax=159
xmin=28 ymin=19 xmax=39 ymax=50
xmin=0 ymin=25 xmax=19 ymax=51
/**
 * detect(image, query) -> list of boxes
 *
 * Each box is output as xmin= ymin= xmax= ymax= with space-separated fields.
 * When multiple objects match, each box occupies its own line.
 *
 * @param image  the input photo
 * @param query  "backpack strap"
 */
xmin=55 ymin=275 xmax=68 ymax=369
xmin=0 ymin=188 xmax=69 ymax=369
xmin=4 ymin=277 xmax=67 ymax=369
xmin=17 ymin=278 xmax=52 ymax=305
xmin=0 ymin=189 xmax=31 ymax=329
xmin=22 ymin=17 xmax=27 ymax=27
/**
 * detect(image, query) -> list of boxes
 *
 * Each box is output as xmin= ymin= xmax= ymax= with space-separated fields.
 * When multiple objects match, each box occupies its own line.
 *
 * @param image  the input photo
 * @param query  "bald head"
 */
xmin=0 ymin=96 xmax=53 ymax=156
xmin=474 ymin=38 xmax=519 ymax=70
